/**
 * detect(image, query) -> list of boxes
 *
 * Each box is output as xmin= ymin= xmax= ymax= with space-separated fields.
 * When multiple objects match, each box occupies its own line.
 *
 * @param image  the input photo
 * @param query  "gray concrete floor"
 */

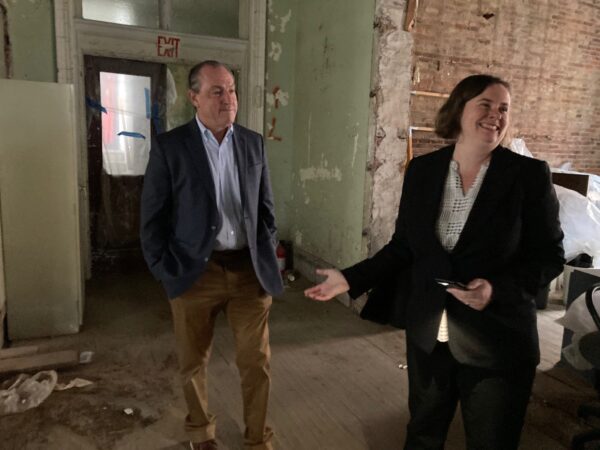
xmin=0 ymin=267 xmax=597 ymax=449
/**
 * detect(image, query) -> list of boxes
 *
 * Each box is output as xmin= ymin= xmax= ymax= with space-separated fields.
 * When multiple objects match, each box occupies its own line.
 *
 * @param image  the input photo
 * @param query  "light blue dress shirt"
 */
xmin=196 ymin=117 xmax=247 ymax=250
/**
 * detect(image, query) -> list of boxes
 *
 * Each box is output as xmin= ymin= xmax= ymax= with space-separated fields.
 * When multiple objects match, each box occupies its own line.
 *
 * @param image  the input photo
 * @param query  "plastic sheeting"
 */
xmin=553 ymin=168 xmax=600 ymax=210
xmin=554 ymin=184 xmax=600 ymax=266
xmin=100 ymin=72 xmax=151 ymax=176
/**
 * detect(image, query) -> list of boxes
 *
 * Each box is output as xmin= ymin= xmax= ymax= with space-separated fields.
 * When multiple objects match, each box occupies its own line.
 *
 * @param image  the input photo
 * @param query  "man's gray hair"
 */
xmin=188 ymin=60 xmax=234 ymax=92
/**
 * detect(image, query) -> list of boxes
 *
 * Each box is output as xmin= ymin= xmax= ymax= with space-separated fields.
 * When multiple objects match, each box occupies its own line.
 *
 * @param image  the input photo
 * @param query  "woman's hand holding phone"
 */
xmin=439 ymin=278 xmax=493 ymax=311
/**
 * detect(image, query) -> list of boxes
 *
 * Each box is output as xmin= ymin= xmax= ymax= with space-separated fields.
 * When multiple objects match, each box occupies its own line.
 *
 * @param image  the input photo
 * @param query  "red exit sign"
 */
xmin=157 ymin=36 xmax=180 ymax=58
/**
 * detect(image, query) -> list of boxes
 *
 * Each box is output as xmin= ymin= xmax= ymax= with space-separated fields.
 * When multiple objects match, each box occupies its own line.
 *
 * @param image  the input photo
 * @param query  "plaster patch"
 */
xmin=352 ymin=131 xmax=360 ymax=168
xmin=266 ymin=86 xmax=289 ymax=108
xmin=299 ymin=166 xmax=342 ymax=183
xmin=279 ymin=10 xmax=292 ymax=33
xmin=307 ymin=113 xmax=312 ymax=163
xmin=294 ymin=230 xmax=303 ymax=246
xmin=266 ymin=93 xmax=274 ymax=109
xmin=275 ymin=89 xmax=289 ymax=106
xmin=269 ymin=42 xmax=282 ymax=61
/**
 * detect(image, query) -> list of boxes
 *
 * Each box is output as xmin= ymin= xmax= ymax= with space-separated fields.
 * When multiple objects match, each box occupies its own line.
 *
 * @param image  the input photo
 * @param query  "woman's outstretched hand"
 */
xmin=304 ymin=268 xmax=350 ymax=301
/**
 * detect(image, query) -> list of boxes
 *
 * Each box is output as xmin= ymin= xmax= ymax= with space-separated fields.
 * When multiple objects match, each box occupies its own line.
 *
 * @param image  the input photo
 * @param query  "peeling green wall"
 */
xmin=265 ymin=0 xmax=375 ymax=269
xmin=290 ymin=0 xmax=374 ymax=267
xmin=6 ymin=0 xmax=56 ymax=82
xmin=264 ymin=0 xmax=297 ymax=238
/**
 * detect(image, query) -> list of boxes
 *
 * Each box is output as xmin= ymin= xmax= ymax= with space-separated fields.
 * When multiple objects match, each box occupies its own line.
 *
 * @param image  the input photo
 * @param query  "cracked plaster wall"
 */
xmin=366 ymin=0 xmax=413 ymax=255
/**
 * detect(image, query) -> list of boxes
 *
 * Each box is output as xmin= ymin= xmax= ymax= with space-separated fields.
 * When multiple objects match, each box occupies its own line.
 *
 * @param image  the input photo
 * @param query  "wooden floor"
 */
xmin=0 ymin=269 xmax=598 ymax=450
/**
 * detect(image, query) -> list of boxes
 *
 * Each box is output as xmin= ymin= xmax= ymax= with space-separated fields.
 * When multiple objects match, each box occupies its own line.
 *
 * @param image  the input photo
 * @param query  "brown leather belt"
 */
xmin=210 ymin=248 xmax=250 ymax=266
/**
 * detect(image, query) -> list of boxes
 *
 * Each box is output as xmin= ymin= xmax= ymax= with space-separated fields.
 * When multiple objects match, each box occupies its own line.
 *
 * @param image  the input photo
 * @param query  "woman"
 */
xmin=304 ymin=75 xmax=565 ymax=449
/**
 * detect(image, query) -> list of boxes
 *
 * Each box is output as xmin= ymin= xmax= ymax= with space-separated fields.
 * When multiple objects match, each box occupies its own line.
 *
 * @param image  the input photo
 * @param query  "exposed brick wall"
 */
xmin=410 ymin=0 xmax=600 ymax=174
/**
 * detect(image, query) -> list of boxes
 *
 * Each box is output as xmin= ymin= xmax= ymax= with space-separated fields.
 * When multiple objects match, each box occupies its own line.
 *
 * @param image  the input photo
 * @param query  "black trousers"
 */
xmin=404 ymin=340 xmax=536 ymax=450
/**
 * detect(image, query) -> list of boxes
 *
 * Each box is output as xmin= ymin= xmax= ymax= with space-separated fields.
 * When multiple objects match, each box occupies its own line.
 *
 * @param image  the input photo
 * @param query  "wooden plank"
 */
xmin=0 ymin=345 xmax=38 ymax=360
xmin=0 ymin=350 xmax=78 ymax=375
xmin=404 ymin=0 xmax=418 ymax=31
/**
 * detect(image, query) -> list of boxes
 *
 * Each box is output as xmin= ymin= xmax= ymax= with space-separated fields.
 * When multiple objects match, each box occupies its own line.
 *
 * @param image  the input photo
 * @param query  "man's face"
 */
xmin=189 ymin=65 xmax=238 ymax=134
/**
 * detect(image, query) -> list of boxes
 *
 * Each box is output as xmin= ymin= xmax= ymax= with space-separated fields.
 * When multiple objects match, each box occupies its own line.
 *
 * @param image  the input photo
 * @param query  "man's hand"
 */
xmin=304 ymin=269 xmax=350 ymax=301
xmin=446 ymin=278 xmax=493 ymax=311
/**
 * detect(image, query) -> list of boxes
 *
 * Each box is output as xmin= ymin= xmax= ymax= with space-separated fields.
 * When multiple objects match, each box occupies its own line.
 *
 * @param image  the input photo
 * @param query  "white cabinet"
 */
xmin=0 ymin=79 xmax=82 ymax=340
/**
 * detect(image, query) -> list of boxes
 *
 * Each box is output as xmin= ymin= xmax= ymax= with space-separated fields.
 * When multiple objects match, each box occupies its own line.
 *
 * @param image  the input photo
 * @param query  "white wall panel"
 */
xmin=0 ymin=79 xmax=82 ymax=339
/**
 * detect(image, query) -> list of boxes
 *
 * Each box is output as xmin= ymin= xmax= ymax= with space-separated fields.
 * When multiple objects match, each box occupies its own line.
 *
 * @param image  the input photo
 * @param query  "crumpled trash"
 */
xmin=0 ymin=370 xmax=57 ymax=415
xmin=79 ymin=351 xmax=94 ymax=364
xmin=54 ymin=378 xmax=94 ymax=391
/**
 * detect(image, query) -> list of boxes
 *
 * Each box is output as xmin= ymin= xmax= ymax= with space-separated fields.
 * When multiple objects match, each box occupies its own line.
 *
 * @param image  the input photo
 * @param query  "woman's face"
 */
xmin=458 ymin=83 xmax=510 ymax=149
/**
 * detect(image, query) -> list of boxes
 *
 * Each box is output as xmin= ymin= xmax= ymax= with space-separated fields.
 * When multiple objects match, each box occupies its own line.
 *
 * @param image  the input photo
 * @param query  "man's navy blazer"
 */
xmin=140 ymin=119 xmax=284 ymax=299
xmin=342 ymin=146 xmax=565 ymax=369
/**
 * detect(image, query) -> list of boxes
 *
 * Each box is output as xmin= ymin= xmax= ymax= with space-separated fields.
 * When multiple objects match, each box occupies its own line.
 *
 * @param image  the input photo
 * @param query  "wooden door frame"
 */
xmin=53 ymin=0 xmax=266 ymax=278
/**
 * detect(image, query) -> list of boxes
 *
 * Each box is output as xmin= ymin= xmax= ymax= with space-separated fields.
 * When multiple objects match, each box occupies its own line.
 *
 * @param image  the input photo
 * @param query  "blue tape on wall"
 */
xmin=85 ymin=97 xmax=107 ymax=114
xmin=117 ymin=131 xmax=146 ymax=139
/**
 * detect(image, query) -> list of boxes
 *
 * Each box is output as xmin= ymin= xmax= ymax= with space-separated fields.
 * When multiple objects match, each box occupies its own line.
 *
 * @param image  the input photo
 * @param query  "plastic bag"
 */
xmin=554 ymin=184 xmax=600 ymax=265
xmin=0 ymin=370 xmax=57 ymax=415
xmin=557 ymin=292 xmax=600 ymax=370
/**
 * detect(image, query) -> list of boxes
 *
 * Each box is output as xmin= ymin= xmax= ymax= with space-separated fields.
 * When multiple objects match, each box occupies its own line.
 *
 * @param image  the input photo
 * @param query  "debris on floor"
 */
xmin=0 ymin=370 xmax=57 ymax=415
xmin=54 ymin=377 xmax=94 ymax=391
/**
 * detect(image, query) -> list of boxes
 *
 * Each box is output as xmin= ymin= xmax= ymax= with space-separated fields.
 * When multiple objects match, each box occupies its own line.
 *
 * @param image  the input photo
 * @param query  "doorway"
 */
xmin=84 ymin=56 xmax=166 ymax=274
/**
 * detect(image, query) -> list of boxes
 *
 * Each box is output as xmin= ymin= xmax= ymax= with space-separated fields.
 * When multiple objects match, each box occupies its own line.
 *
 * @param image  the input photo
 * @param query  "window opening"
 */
xmin=100 ymin=71 xmax=151 ymax=176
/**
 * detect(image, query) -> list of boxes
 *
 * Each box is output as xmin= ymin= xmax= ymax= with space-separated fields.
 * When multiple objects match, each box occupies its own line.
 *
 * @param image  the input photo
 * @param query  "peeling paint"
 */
xmin=352 ymin=130 xmax=359 ymax=168
xmin=307 ymin=113 xmax=312 ymax=164
xmin=267 ymin=117 xmax=282 ymax=141
xmin=269 ymin=41 xmax=282 ymax=61
xmin=294 ymin=230 xmax=302 ymax=246
xmin=279 ymin=9 xmax=292 ymax=33
xmin=268 ymin=0 xmax=292 ymax=34
xmin=266 ymin=86 xmax=289 ymax=109
xmin=299 ymin=165 xmax=342 ymax=183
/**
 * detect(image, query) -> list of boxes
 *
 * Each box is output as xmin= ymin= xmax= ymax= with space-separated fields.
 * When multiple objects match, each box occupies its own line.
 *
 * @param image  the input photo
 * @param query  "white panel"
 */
xmin=0 ymin=79 xmax=82 ymax=339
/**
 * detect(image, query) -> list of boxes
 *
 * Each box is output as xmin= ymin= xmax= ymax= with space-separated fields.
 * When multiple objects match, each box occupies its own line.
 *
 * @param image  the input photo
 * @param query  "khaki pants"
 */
xmin=170 ymin=249 xmax=273 ymax=449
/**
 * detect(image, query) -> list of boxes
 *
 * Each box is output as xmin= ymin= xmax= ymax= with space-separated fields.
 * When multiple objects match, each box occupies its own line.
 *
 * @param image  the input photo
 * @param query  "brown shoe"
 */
xmin=189 ymin=440 xmax=218 ymax=450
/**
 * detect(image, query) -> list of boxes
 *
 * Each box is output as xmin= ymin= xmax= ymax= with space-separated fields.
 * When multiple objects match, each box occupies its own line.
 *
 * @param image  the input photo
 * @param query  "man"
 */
xmin=140 ymin=60 xmax=283 ymax=450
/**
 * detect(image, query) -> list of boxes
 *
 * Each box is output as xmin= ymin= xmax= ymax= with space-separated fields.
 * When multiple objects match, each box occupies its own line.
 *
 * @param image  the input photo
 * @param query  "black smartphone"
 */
xmin=435 ymin=278 xmax=469 ymax=290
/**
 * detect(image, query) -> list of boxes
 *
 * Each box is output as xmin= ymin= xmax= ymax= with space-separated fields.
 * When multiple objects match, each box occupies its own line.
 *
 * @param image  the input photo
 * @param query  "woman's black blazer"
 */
xmin=342 ymin=145 xmax=565 ymax=369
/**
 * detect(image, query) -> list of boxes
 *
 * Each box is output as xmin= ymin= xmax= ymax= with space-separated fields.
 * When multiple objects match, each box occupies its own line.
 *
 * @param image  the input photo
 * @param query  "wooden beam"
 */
xmin=410 ymin=90 xmax=449 ymax=98
xmin=0 ymin=350 xmax=78 ymax=375
xmin=0 ymin=345 xmax=38 ymax=360
xmin=404 ymin=0 xmax=418 ymax=32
